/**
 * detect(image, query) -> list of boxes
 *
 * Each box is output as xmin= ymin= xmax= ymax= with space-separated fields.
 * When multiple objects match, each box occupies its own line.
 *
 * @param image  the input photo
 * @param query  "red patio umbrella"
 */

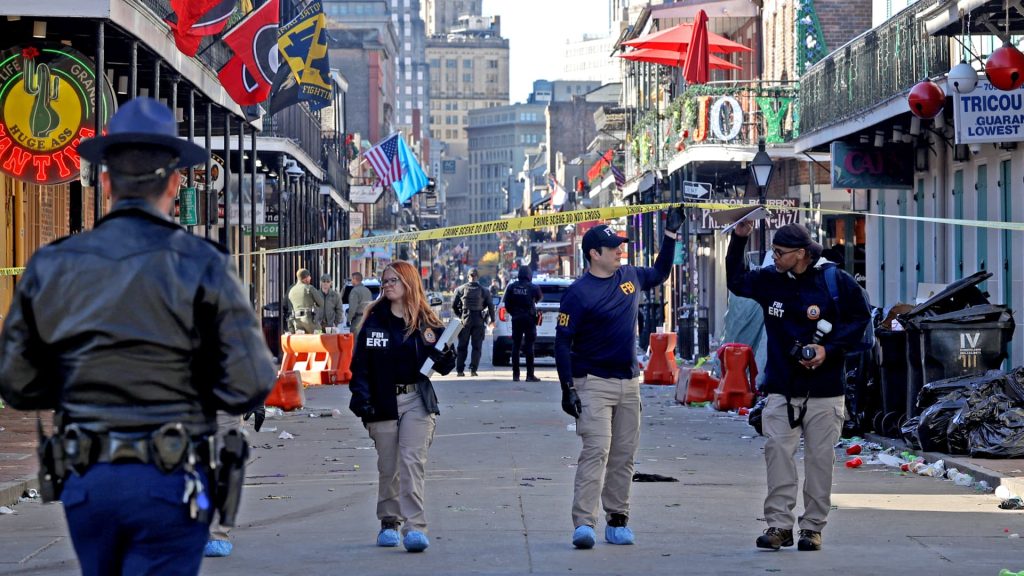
xmin=618 ymin=48 xmax=741 ymax=71
xmin=623 ymin=20 xmax=752 ymax=54
xmin=682 ymin=9 xmax=710 ymax=84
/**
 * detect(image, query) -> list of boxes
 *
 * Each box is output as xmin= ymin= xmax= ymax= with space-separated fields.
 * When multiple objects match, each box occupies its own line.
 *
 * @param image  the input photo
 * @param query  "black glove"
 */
xmin=665 ymin=205 xmax=685 ymax=236
xmin=428 ymin=345 xmax=457 ymax=376
xmin=561 ymin=387 xmax=582 ymax=419
xmin=351 ymin=399 xmax=376 ymax=419
xmin=243 ymin=406 xmax=266 ymax=432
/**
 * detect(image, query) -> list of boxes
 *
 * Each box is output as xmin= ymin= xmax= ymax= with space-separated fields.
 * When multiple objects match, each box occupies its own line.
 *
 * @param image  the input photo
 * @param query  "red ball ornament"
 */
xmin=985 ymin=43 xmax=1024 ymax=91
xmin=907 ymin=79 xmax=945 ymax=119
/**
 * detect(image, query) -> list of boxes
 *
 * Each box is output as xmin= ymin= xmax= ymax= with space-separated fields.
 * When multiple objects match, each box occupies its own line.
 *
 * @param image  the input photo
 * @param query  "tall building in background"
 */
xmin=391 ymin=0 xmax=430 ymax=156
xmin=422 ymin=0 xmax=482 ymax=35
xmin=562 ymin=34 xmax=619 ymax=83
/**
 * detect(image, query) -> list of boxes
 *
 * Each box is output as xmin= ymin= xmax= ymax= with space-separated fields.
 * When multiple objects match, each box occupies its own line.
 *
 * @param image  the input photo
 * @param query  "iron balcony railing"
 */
xmin=263 ymin=104 xmax=323 ymax=165
xmin=799 ymin=0 xmax=950 ymax=137
xmin=137 ymin=0 xmax=233 ymax=72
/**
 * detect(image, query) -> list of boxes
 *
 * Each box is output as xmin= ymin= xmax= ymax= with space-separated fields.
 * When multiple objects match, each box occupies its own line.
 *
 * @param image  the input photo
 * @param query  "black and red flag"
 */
xmin=217 ymin=0 xmax=280 ymax=106
xmin=165 ymin=0 xmax=236 ymax=57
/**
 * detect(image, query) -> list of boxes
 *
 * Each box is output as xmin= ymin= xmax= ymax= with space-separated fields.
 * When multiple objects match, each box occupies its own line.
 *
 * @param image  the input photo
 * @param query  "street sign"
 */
xmin=682 ymin=181 xmax=711 ymax=198
xmin=350 ymin=185 xmax=383 ymax=204
xmin=242 ymin=224 xmax=279 ymax=236
xmin=179 ymin=187 xmax=198 ymax=226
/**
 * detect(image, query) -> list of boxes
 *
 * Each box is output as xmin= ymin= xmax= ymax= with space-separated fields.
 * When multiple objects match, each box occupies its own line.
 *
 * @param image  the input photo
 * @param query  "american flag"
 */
xmin=610 ymin=164 xmax=625 ymax=190
xmin=364 ymin=133 xmax=402 ymax=189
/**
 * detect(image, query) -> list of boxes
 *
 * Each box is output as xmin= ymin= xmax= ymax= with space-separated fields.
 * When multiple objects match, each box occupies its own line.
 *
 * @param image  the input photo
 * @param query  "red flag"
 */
xmin=167 ymin=0 xmax=218 ymax=56
xmin=217 ymin=0 xmax=280 ymax=106
xmin=218 ymin=57 xmax=272 ymax=106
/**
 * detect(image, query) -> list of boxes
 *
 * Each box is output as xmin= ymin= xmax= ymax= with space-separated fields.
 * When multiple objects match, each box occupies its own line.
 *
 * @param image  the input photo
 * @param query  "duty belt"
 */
xmin=395 ymin=383 xmax=419 ymax=395
xmin=62 ymin=422 xmax=206 ymax=475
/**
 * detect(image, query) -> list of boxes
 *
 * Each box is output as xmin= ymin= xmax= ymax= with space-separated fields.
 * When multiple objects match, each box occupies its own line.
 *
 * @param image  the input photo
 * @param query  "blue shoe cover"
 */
xmin=204 ymin=540 xmax=233 ymax=557
xmin=605 ymin=525 xmax=635 ymax=545
xmin=572 ymin=525 xmax=596 ymax=549
xmin=377 ymin=528 xmax=400 ymax=547
xmin=403 ymin=530 xmax=429 ymax=552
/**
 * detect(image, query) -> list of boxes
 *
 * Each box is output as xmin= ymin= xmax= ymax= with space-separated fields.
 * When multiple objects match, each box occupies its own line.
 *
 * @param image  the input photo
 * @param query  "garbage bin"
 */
xmin=899 ymin=271 xmax=1015 ymax=421
xmin=876 ymin=328 xmax=909 ymax=437
xmin=678 ymin=305 xmax=694 ymax=361
xmin=696 ymin=306 xmax=710 ymax=358
xmin=262 ymin=303 xmax=281 ymax=360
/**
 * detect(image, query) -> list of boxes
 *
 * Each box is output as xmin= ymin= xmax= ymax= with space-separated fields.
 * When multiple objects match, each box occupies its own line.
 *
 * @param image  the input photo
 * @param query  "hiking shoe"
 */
xmin=797 ymin=529 xmax=822 ymax=551
xmin=572 ymin=525 xmax=596 ymax=549
xmin=525 ymin=375 xmax=541 ymax=382
xmin=203 ymin=540 xmax=233 ymax=557
xmin=457 ymin=372 xmax=465 ymax=377
xmin=377 ymin=521 xmax=401 ymax=547
xmin=403 ymin=530 xmax=429 ymax=552
xmin=756 ymin=527 xmax=793 ymax=550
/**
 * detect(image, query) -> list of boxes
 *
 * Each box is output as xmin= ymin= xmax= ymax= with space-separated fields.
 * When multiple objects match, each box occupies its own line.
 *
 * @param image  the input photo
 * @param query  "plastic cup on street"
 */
xmin=845 ymin=457 xmax=863 ymax=468
xmin=846 ymin=444 xmax=862 ymax=455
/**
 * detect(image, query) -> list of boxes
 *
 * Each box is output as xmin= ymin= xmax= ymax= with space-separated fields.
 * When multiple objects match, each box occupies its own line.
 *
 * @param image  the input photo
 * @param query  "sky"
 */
xmin=482 ymin=0 xmax=611 ymax=104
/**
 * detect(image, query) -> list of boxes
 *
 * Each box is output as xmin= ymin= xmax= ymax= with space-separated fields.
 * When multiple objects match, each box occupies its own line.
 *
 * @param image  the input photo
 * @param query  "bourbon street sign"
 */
xmin=0 ymin=45 xmax=115 ymax=185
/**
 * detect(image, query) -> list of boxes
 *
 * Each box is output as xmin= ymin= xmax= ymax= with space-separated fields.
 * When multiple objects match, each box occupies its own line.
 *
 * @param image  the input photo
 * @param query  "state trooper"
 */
xmin=0 ymin=97 xmax=276 ymax=576
xmin=289 ymin=268 xmax=324 ymax=333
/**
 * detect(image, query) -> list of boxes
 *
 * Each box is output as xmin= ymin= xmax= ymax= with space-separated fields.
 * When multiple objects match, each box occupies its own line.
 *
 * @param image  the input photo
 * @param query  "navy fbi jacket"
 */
xmin=555 ymin=235 xmax=675 ymax=388
xmin=725 ymin=233 xmax=870 ymax=399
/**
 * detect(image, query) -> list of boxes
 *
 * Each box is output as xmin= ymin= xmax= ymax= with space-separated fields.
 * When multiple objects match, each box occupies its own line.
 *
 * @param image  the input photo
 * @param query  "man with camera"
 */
xmin=725 ymin=222 xmax=869 ymax=552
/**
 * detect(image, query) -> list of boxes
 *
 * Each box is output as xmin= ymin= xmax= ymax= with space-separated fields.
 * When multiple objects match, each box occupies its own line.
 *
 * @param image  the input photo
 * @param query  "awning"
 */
xmin=622 ymin=171 xmax=655 ymax=199
xmin=668 ymin=143 xmax=833 ymax=170
xmin=531 ymin=194 xmax=552 ymax=209
xmin=790 ymin=94 xmax=908 ymax=154
xmin=207 ymin=135 xmax=325 ymax=180
xmin=919 ymin=0 xmax=1008 ymax=35
xmin=321 ymin=184 xmax=354 ymax=211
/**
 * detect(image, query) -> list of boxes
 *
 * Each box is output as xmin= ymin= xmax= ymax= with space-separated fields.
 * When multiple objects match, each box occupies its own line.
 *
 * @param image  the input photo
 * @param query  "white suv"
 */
xmin=491 ymin=275 xmax=573 ymax=366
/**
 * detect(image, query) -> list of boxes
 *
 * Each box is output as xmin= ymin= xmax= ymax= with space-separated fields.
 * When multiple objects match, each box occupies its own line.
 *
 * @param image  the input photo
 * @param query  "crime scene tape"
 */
xmin=0 ymin=267 xmax=25 ymax=277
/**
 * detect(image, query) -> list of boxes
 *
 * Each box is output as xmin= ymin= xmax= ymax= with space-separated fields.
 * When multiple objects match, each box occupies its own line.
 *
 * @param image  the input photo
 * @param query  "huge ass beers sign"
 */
xmin=0 ymin=45 xmax=115 ymax=185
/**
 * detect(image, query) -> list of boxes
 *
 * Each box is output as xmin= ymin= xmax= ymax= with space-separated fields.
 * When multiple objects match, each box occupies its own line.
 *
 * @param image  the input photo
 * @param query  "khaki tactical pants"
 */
xmin=762 ymin=393 xmax=845 ymax=533
xmin=571 ymin=375 xmax=641 ymax=528
xmin=367 ymin=392 xmax=437 ymax=534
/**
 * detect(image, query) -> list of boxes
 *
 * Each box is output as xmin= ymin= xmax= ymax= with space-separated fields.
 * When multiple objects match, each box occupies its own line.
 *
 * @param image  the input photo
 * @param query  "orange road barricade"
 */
xmin=683 ymin=370 xmax=719 ymax=404
xmin=265 ymin=370 xmax=305 ymax=411
xmin=643 ymin=331 xmax=679 ymax=385
xmin=279 ymin=333 xmax=354 ymax=386
xmin=712 ymin=343 xmax=759 ymax=411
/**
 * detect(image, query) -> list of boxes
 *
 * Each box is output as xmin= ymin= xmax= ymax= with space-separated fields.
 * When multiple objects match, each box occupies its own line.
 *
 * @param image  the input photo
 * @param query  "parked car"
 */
xmin=491 ymin=276 xmax=573 ymax=367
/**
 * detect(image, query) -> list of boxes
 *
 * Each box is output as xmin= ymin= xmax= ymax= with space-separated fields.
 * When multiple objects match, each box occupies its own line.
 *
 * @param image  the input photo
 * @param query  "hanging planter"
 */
xmin=907 ymin=79 xmax=946 ymax=119
xmin=985 ymin=42 xmax=1024 ymax=91
xmin=947 ymin=60 xmax=979 ymax=94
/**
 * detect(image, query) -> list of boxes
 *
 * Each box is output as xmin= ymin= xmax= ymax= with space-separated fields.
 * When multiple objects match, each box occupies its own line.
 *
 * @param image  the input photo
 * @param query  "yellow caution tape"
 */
xmin=0 ymin=267 xmax=25 ymax=277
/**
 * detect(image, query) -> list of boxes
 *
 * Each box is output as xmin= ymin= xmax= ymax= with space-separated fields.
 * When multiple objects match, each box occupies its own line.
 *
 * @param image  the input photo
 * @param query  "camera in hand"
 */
xmin=789 ymin=319 xmax=833 ymax=362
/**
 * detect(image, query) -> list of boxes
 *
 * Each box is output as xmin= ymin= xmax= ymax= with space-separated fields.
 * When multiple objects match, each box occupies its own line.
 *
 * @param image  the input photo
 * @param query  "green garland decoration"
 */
xmin=796 ymin=0 xmax=829 ymax=75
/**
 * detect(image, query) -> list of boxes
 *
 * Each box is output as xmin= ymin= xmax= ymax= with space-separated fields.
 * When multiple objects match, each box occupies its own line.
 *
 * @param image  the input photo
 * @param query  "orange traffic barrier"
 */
xmin=265 ymin=370 xmax=305 ymax=411
xmin=713 ymin=343 xmax=758 ymax=411
xmin=643 ymin=332 xmax=679 ymax=385
xmin=279 ymin=333 xmax=354 ymax=385
xmin=685 ymin=370 xmax=719 ymax=404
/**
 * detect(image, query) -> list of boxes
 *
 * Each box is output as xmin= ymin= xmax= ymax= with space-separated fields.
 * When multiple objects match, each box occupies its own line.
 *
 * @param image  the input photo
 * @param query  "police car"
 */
xmin=491 ymin=275 xmax=573 ymax=366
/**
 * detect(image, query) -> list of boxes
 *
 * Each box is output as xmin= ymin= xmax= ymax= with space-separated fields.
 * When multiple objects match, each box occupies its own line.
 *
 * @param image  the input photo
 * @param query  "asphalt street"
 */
xmin=1 ymin=357 xmax=1023 ymax=575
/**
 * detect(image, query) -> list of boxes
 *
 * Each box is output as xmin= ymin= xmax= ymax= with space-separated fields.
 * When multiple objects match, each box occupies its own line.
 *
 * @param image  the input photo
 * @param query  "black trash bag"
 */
xmin=917 ymin=392 xmax=967 ymax=452
xmin=1001 ymin=367 xmax=1024 ymax=403
xmin=949 ymin=391 xmax=1015 ymax=455
xmin=749 ymin=396 xmax=768 ymax=436
xmin=969 ymin=406 xmax=1024 ymax=458
xmin=917 ymin=370 xmax=1004 ymax=412
xmin=901 ymin=416 xmax=922 ymax=450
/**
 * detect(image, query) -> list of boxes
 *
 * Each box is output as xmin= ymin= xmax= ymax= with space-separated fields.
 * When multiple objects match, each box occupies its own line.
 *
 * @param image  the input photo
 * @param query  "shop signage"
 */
xmin=178 ymin=187 xmax=198 ymax=226
xmin=0 ymin=45 xmax=115 ymax=185
xmin=442 ymin=160 xmax=456 ymax=173
xmin=830 ymin=142 xmax=913 ymax=190
xmin=953 ymin=80 xmax=1024 ymax=144
xmin=349 ymin=211 xmax=363 ymax=239
xmin=699 ymin=198 xmax=799 ymax=231
xmin=242 ymin=223 xmax=278 ymax=236
xmin=350 ymin=184 xmax=383 ymax=204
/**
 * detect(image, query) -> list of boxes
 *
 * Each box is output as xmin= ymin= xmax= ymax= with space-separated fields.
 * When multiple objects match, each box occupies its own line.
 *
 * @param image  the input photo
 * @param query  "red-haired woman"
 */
xmin=349 ymin=261 xmax=456 ymax=552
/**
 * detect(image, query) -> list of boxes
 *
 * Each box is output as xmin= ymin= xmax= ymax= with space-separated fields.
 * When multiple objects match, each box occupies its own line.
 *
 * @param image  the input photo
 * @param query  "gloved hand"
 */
xmin=243 ymin=405 xmax=266 ymax=432
xmin=561 ymin=387 xmax=582 ymax=419
xmin=428 ymin=344 xmax=457 ymax=376
xmin=665 ymin=205 xmax=685 ymax=236
xmin=351 ymin=399 xmax=376 ymax=419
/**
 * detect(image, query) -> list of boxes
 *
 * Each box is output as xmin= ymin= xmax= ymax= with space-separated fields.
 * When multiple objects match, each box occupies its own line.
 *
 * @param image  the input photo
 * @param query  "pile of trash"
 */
xmin=902 ymin=367 xmax=1024 ymax=458
xmin=836 ymin=438 xmax=993 ymax=492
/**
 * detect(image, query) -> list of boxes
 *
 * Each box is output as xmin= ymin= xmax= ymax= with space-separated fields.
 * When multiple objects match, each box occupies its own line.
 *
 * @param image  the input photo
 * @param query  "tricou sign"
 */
xmin=0 ymin=45 xmax=115 ymax=185
xmin=953 ymin=80 xmax=1024 ymax=144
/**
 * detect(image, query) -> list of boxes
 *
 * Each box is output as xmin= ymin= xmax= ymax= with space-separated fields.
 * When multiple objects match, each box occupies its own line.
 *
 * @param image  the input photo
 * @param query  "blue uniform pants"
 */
xmin=62 ymin=463 xmax=210 ymax=576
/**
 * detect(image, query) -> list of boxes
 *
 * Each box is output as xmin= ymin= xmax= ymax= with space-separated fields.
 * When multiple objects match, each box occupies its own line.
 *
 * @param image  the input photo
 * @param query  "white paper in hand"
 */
xmin=720 ymin=206 xmax=769 ymax=235
xmin=420 ymin=318 xmax=463 ymax=377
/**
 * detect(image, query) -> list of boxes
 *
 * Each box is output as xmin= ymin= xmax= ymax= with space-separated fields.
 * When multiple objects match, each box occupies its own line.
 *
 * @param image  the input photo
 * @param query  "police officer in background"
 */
xmin=0 ymin=98 xmax=276 ymax=575
xmin=502 ymin=266 xmax=543 ymax=382
xmin=555 ymin=209 xmax=681 ymax=550
xmin=452 ymin=268 xmax=494 ymax=377
xmin=316 ymin=273 xmax=344 ymax=332
xmin=725 ymin=222 xmax=869 ymax=552
xmin=289 ymin=268 xmax=324 ymax=333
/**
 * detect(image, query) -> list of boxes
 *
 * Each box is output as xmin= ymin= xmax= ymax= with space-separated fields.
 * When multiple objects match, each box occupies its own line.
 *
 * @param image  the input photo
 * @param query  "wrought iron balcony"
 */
xmin=799 ymin=0 xmax=950 ymax=138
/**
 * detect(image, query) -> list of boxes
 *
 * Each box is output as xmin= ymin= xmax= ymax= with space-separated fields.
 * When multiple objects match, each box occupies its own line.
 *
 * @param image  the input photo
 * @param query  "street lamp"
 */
xmin=749 ymin=138 xmax=774 ymax=265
